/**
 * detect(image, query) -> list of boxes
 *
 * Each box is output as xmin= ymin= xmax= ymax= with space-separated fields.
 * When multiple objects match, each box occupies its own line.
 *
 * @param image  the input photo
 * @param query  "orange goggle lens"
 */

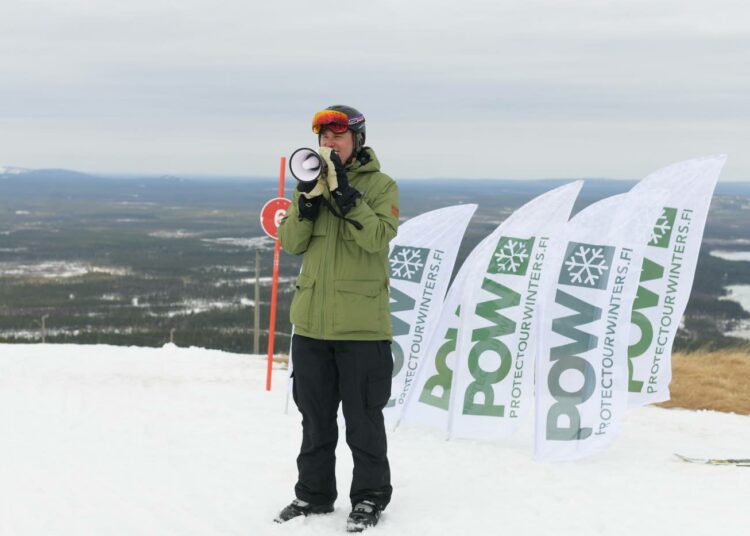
xmin=312 ymin=110 xmax=350 ymax=134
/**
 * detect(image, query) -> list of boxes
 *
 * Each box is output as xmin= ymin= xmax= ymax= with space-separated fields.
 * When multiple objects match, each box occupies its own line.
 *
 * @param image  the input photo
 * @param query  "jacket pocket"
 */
xmin=366 ymin=365 xmax=393 ymax=409
xmin=290 ymin=273 xmax=315 ymax=330
xmin=332 ymin=279 xmax=381 ymax=334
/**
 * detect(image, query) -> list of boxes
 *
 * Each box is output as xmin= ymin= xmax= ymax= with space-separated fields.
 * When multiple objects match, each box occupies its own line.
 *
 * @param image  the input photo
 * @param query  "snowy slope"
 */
xmin=0 ymin=344 xmax=747 ymax=536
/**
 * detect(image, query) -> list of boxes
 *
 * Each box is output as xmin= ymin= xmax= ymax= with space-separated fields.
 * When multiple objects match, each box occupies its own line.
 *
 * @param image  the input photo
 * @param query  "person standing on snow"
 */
xmin=275 ymin=105 xmax=399 ymax=532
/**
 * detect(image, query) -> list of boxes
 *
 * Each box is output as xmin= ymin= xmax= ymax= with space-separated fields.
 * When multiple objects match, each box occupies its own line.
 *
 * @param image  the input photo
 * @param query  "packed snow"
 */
xmin=0 ymin=343 xmax=747 ymax=536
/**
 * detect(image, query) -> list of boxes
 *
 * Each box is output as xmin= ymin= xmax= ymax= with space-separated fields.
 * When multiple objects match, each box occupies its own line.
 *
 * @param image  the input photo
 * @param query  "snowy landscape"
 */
xmin=1 ymin=343 xmax=748 ymax=536
xmin=4 ymin=2 xmax=750 ymax=533
xmin=3 ymin=173 xmax=750 ymax=353
xmin=711 ymin=249 xmax=750 ymax=340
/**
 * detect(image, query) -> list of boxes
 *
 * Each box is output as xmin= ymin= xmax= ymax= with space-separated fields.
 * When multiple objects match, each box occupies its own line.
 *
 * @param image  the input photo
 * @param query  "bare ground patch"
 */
xmin=658 ymin=349 xmax=750 ymax=415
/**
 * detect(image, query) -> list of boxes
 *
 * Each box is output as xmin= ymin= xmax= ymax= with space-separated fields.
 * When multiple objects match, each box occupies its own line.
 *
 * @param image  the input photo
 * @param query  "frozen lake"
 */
xmin=710 ymin=250 xmax=750 ymax=262
xmin=722 ymin=285 xmax=750 ymax=312
xmin=709 ymin=249 xmax=750 ymax=339
xmin=719 ymin=285 xmax=750 ymax=340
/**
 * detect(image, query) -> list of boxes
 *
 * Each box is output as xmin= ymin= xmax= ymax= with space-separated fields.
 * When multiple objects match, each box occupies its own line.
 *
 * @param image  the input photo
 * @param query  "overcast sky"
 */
xmin=1 ymin=0 xmax=748 ymax=180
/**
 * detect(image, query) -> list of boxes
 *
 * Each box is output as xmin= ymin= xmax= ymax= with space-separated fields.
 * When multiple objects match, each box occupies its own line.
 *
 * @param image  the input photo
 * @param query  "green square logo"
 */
xmin=390 ymin=246 xmax=430 ymax=282
xmin=648 ymin=207 xmax=677 ymax=248
xmin=558 ymin=241 xmax=615 ymax=289
xmin=488 ymin=236 xmax=535 ymax=276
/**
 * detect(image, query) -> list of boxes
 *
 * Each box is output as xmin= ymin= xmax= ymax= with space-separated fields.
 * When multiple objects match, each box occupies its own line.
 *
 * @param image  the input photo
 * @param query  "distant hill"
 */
xmin=1 ymin=165 xmax=749 ymax=354
xmin=3 ymin=166 xmax=748 ymax=194
xmin=0 ymin=166 xmax=32 ymax=176
xmin=0 ymin=167 xmax=98 ymax=181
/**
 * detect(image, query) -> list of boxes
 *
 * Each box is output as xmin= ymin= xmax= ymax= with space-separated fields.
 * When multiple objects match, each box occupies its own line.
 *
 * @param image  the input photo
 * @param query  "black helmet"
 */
xmin=325 ymin=105 xmax=365 ymax=136
xmin=314 ymin=104 xmax=367 ymax=159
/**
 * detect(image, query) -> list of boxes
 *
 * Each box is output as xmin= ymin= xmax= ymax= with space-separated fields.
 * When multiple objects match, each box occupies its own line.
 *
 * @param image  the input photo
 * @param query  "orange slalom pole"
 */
xmin=266 ymin=156 xmax=286 ymax=391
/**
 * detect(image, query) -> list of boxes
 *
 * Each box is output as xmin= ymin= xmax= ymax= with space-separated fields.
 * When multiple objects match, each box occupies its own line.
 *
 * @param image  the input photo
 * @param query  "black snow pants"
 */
xmin=291 ymin=334 xmax=393 ymax=510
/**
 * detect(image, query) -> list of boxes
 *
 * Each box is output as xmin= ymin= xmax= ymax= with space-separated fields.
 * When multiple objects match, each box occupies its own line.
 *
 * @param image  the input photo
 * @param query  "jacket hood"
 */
xmin=349 ymin=147 xmax=380 ymax=175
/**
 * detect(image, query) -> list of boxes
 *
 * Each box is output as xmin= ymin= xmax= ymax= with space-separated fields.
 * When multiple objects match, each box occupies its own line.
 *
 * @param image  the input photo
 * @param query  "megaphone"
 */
xmin=289 ymin=147 xmax=325 ymax=183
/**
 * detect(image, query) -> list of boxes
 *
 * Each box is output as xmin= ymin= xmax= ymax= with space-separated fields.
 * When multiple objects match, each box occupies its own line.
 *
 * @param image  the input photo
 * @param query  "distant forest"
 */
xmin=1 ymin=170 xmax=750 ymax=353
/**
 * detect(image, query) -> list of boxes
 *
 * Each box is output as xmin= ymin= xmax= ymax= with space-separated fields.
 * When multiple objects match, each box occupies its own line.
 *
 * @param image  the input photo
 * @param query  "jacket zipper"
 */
xmin=320 ymin=192 xmax=335 ymax=336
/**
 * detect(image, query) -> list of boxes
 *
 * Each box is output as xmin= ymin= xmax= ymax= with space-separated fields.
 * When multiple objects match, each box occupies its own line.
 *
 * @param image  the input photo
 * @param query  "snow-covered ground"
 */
xmin=149 ymin=230 xmax=203 ymax=239
xmin=710 ymin=250 xmax=750 ymax=262
xmin=0 ymin=261 xmax=131 ymax=279
xmin=710 ymin=250 xmax=750 ymax=340
xmin=720 ymin=284 xmax=750 ymax=339
xmin=0 ymin=344 xmax=747 ymax=536
xmin=721 ymin=284 xmax=750 ymax=313
xmin=721 ymin=267 xmax=750 ymax=339
xmin=0 ymin=166 xmax=30 ymax=175
xmin=201 ymin=237 xmax=275 ymax=250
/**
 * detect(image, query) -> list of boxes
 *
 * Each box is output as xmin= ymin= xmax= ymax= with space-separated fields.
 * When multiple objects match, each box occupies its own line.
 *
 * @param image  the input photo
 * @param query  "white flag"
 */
xmin=534 ymin=191 xmax=667 ymax=462
xmin=401 ymin=182 xmax=582 ymax=437
xmin=398 ymin=232 xmax=496 ymax=432
xmin=385 ymin=204 xmax=477 ymax=425
xmin=448 ymin=182 xmax=583 ymax=440
xmin=626 ymin=155 xmax=727 ymax=406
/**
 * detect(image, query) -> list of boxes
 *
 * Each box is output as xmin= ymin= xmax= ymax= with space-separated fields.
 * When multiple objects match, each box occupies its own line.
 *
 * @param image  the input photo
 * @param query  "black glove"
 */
xmin=328 ymin=150 xmax=361 ymax=215
xmin=296 ymin=176 xmax=325 ymax=221
xmin=297 ymin=179 xmax=318 ymax=194
xmin=297 ymin=193 xmax=323 ymax=221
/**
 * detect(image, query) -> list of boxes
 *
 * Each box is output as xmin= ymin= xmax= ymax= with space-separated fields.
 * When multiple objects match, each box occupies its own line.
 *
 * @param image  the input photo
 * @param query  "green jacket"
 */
xmin=278 ymin=148 xmax=399 ymax=341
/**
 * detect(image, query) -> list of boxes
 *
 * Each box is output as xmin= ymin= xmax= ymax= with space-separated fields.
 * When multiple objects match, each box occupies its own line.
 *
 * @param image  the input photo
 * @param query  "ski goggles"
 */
xmin=311 ymin=110 xmax=364 ymax=134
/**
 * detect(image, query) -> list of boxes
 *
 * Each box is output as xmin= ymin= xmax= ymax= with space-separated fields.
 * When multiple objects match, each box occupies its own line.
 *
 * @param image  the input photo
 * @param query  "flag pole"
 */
xmin=266 ymin=156 xmax=286 ymax=391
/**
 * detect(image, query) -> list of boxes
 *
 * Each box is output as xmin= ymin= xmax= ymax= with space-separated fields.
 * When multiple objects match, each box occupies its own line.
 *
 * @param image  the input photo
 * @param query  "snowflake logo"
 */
xmin=648 ymin=207 xmax=677 ymax=248
xmin=389 ymin=246 xmax=430 ymax=282
xmin=558 ymin=241 xmax=615 ymax=289
xmin=488 ymin=236 xmax=535 ymax=275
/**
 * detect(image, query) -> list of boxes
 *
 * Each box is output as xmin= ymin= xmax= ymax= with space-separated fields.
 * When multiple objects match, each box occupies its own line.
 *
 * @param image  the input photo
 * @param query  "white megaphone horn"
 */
xmin=289 ymin=147 xmax=325 ymax=183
